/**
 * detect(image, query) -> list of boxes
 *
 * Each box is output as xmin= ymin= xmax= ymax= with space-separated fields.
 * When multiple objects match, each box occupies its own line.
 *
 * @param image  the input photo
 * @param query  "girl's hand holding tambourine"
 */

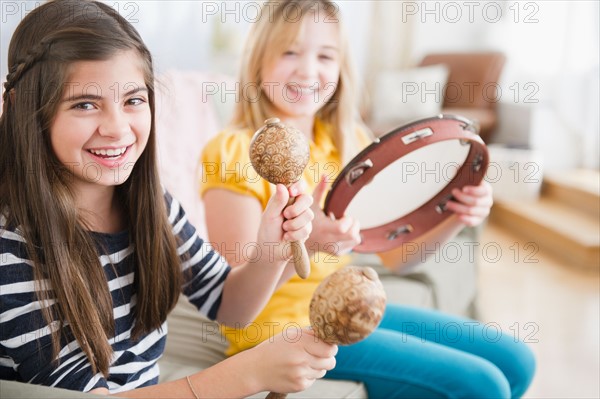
xmin=305 ymin=175 xmax=361 ymax=256
xmin=445 ymin=180 xmax=493 ymax=226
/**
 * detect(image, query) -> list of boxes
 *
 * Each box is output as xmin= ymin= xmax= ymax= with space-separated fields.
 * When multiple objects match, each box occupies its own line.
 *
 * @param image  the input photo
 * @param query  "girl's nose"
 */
xmin=98 ymin=108 xmax=130 ymax=138
xmin=297 ymin=54 xmax=318 ymax=79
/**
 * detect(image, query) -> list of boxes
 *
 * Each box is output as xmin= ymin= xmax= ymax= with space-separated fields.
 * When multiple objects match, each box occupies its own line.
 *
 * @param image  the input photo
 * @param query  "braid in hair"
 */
xmin=3 ymin=39 xmax=53 ymax=103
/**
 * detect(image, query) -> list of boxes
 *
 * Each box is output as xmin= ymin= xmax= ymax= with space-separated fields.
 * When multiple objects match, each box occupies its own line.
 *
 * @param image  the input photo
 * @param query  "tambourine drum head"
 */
xmin=324 ymin=115 xmax=488 ymax=253
xmin=346 ymin=140 xmax=470 ymax=229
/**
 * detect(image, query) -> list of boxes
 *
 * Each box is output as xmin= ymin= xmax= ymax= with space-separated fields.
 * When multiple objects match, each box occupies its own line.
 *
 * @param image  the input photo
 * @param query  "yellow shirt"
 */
xmin=200 ymin=119 xmax=368 ymax=355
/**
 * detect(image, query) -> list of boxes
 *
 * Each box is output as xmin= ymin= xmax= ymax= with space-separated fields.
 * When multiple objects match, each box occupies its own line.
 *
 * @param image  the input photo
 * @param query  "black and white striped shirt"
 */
xmin=0 ymin=192 xmax=230 ymax=393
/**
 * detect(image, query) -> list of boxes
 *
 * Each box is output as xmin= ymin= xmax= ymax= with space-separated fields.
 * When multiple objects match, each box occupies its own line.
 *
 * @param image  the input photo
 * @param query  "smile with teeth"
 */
xmin=288 ymin=86 xmax=316 ymax=95
xmin=88 ymin=146 xmax=129 ymax=159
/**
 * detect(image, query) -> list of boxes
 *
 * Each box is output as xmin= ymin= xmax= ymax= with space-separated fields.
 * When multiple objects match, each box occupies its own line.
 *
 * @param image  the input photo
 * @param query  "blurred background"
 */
xmin=3 ymin=1 xmax=599 ymax=171
xmin=2 ymin=1 xmax=598 ymax=169
xmin=2 ymin=1 xmax=598 ymax=398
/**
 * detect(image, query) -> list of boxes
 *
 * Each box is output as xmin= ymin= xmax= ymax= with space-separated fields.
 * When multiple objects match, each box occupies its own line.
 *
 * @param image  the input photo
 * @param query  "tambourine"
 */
xmin=323 ymin=114 xmax=489 ymax=253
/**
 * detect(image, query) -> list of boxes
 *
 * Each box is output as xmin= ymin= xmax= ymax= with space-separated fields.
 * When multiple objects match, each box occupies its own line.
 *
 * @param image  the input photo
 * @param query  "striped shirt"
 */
xmin=0 ymin=192 xmax=230 ymax=393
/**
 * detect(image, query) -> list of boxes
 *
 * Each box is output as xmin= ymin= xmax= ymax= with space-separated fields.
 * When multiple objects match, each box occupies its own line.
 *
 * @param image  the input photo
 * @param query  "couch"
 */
xmin=1 ymin=71 xmax=480 ymax=398
xmin=368 ymin=52 xmax=506 ymax=144
xmin=418 ymin=52 xmax=506 ymax=143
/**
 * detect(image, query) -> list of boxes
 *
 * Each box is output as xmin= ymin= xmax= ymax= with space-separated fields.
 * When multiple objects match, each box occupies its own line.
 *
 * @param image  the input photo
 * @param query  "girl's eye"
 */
xmin=283 ymin=50 xmax=298 ymax=57
xmin=319 ymin=54 xmax=336 ymax=61
xmin=127 ymin=97 xmax=146 ymax=106
xmin=73 ymin=102 xmax=95 ymax=111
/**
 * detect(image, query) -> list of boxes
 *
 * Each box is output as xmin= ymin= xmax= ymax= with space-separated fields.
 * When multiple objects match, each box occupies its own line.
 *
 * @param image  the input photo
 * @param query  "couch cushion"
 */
xmin=250 ymin=380 xmax=367 ymax=399
xmin=0 ymin=380 xmax=105 ymax=398
xmin=161 ymin=295 xmax=228 ymax=371
xmin=155 ymin=70 xmax=234 ymax=236
xmin=369 ymin=64 xmax=449 ymax=135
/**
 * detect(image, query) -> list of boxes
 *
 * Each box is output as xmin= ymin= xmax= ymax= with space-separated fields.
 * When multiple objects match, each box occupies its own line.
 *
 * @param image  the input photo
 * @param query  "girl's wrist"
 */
xmin=230 ymin=349 xmax=264 ymax=395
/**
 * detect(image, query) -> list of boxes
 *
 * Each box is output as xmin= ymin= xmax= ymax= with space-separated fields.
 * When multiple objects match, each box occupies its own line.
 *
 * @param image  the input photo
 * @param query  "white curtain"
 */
xmin=488 ymin=1 xmax=599 ymax=169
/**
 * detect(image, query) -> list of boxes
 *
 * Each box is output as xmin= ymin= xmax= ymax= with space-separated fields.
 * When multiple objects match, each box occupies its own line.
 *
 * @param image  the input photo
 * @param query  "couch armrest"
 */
xmin=0 ymin=380 xmax=108 ymax=399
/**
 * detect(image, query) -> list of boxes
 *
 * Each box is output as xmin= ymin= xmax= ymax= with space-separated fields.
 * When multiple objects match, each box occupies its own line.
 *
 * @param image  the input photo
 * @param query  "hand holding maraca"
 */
xmin=250 ymin=118 xmax=311 ymax=279
xmin=266 ymin=266 xmax=387 ymax=398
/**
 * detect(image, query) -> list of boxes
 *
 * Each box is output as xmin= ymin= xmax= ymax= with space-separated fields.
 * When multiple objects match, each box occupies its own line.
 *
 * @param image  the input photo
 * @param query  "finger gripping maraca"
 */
xmin=266 ymin=266 xmax=387 ymax=399
xmin=249 ymin=118 xmax=311 ymax=279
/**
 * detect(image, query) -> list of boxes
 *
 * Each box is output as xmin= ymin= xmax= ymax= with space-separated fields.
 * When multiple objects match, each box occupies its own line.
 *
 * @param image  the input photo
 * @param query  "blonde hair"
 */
xmin=231 ymin=0 xmax=368 ymax=163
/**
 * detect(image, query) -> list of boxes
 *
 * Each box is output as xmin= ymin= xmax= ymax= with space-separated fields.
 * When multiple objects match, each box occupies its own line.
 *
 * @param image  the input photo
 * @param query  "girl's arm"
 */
xmin=110 ymin=328 xmax=336 ymax=398
xmin=203 ymin=186 xmax=297 ymax=283
xmin=203 ymin=188 xmax=273 ymax=267
xmin=204 ymin=175 xmax=361 ymax=269
xmin=207 ymin=183 xmax=313 ymax=327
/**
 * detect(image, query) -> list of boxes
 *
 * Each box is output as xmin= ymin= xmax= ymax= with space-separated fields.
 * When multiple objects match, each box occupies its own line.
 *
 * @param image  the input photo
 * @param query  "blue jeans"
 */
xmin=325 ymin=304 xmax=536 ymax=399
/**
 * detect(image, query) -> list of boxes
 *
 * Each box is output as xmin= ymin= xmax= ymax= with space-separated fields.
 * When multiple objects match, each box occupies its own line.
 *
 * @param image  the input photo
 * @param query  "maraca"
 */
xmin=266 ymin=266 xmax=387 ymax=399
xmin=249 ymin=118 xmax=311 ymax=279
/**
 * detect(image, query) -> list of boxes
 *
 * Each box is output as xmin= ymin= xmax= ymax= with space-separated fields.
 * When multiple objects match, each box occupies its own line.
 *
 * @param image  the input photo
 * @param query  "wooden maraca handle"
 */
xmin=291 ymin=241 xmax=310 ymax=279
xmin=286 ymin=197 xmax=310 ymax=279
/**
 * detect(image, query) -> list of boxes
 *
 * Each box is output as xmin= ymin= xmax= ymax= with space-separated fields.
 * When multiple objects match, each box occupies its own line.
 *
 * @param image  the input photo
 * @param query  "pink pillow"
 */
xmin=155 ymin=70 xmax=233 ymax=237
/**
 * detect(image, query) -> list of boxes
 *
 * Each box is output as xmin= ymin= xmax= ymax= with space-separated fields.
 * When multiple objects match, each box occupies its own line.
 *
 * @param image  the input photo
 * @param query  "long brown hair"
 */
xmin=0 ymin=0 xmax=181 ymax=376
xmin=231 ymin=0 xmax=369 ymax=163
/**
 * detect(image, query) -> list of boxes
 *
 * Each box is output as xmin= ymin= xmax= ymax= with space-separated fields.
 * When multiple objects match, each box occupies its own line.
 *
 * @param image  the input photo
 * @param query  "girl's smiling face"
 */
xmin=261 ymin=14 xmax=341 ymax=124
xmin=50 ymin=50 xmax=151 ymax=190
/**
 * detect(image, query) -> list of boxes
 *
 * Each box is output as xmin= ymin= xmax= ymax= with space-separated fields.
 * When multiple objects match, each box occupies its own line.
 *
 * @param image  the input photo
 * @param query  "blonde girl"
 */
xmin=201 ymin=0 xmax=536 ymax=398
xmin=0 ymin=0 xmax=337 ymax=397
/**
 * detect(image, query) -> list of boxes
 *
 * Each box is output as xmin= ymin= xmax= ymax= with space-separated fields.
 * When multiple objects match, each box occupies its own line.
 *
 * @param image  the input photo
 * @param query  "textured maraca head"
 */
xmin=249 ymin=119 xmax=310 ymax=185
xmin=309 ymin=266 xmax=387 ymax=345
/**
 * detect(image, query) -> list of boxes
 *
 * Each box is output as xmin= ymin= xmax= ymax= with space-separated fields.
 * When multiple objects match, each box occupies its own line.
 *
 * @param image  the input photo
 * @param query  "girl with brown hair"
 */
xmin=0 ymin=0 xmax=336 ymax=397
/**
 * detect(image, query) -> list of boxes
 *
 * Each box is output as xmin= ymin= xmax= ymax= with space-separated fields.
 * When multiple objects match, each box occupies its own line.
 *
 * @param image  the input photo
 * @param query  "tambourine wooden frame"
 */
xmin=323 ymin=114 xmax=489 ymax=253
